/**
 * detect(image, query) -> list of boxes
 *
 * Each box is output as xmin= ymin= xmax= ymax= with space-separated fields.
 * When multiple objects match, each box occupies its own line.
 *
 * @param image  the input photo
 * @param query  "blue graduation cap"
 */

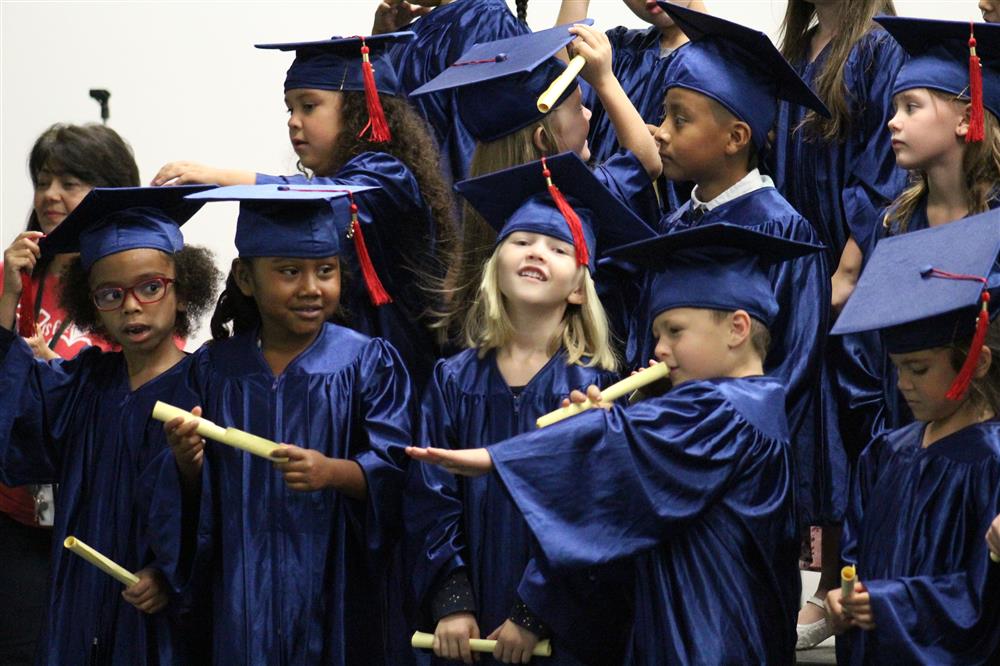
xmin=875 ymin=17 xmax=1000 ymax=142
xmin=187 ymin=183 xmax=391 ymax=305
xmin=453 ymin=151 xmax=656 ymax=272
xmin=39 ymin=185 xmax=213 ymax=270
xmin=832 ymin=211 xmax=1000 ymax=400
xmin=606 ymin=223 xmax=824 ymax=327
xmin=410 ymin=21 xmax=593 ymax=142
xmin=256 ymin=32 xmax=415 ymax=143
xmin=658 ymin=3 xmax=829 ymax=149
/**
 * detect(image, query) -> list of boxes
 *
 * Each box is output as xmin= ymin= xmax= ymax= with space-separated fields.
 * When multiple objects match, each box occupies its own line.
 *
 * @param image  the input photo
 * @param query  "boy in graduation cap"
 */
xmin=626 ymin=2 xmax=846 ymax=547
xmin=163 ymin=184 xmax=415 ymax=665
xmin=826 ymin=212 xmax=1000 ymax=664
xmin=409 ymin=222 xmax=825 ymax=664
xmin=405 ymin=152 xmax=653 ymax=665
xmin=0 ymin=186 xmax=221 ymax=665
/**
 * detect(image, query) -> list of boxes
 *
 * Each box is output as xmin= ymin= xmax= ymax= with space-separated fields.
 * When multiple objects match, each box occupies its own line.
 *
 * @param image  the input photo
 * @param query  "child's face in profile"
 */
xmin=887 ymin=88 xmax=968 ymax=172
xmin=981 ymin=0 xmax=1000 ymax=23
xmin=651 ymin=307 xmax=732 ymax=386
xmin=548 ymin=86 xmax=593 ymax=163
xmin=496 ymin=231 xmax=585 ymax=310
xmin=285 ymin=88 xmax=344 ymax=176
xmin=655 ymin=87 xmax=733 ymax=184
xmin=891 ymin=346 xmax=970 ymax=423
xmin=621 ymin=0 xmax=691 ymax=30
xmin=237 ymin=256 xmax=341 ymax=344
xmin=88 ymin=248 xmax=180 ymax=355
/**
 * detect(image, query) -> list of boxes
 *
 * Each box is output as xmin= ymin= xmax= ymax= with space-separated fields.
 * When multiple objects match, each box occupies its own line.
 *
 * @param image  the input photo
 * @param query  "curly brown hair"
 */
xmin=59 ymin=246 xmax=222 ymax=343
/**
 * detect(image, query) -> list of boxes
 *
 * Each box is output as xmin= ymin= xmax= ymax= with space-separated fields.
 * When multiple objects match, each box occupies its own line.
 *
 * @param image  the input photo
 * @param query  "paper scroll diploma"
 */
xmin=537 ymin=55 xmax=586 ymax=113
xmin=411 ymin=631 xmax=553 ymax=657
xmin=63 ymin=537 xmax=139 ymax=587
xmin=840 ymin=565 xmax=857 ymax=600
xmin=536 ymin=362 xmax=670 ymax=428
xmin=151 ymin=401 xmax=287 ymax=461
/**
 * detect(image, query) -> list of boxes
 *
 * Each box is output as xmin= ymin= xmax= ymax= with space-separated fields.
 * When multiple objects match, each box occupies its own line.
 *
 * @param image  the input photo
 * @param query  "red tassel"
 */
xmin=346 ymin=194 xmax=392 ymax=306
xmin=357 ymin=40 xmax=392 ymax=144
xmin=968 ymin=23 xmax=985 ymax=143
xmin=17 ymin=272 xmax=35 ymax=338
xmin=540 ymin=156 xmax=589 ymax=268
xmin=946 ymin=291 xmax=990 ymax=400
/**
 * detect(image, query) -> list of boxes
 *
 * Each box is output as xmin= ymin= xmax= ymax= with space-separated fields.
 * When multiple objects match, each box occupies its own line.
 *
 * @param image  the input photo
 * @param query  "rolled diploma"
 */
xmin=411 ymin=631 xmax=552 ymax=657
xmin=990 ymin=550 xmax=1000 ymax=563
xmin=840 ymin=564 xmax=857 ymax=600
xmin=536 ymin=362 xmax=670 ymax=428
xmin=537 ymin=55 xmax=586 ymax=113
xmin=64 ymin=536 xmax=139 ymax=587
xmin=151 ymin=401 xmax=286 ymax=461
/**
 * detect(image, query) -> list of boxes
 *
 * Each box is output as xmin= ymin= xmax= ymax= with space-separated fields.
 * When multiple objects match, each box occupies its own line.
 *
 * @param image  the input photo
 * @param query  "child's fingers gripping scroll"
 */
xmin=488 ymin=620 xmax=540 ymax=665
xmin=271 ymin=445 xmax=338 ymax=492
xmin=406 ymin=447 xmax=494 ymax=477
xmin=121 ymin=568 xmax=169 ymax=615
xmin=435 ymin=612 xmax=481 ymax=664
xmin=987 ymin=513 xmax=1000 ymax=562
xmin=163 ymin=406 xmax=206 ymax=482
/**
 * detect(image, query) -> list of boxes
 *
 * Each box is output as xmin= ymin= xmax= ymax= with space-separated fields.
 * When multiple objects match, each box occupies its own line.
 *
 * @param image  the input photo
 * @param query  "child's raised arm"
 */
xmin=569 ymin=23 xmax=662 ymax=179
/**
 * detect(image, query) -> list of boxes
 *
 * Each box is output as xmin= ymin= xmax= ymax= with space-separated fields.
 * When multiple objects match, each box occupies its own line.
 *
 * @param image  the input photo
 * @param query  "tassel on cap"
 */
xmin=344 ymin=192 xmax=392 ymax=306
xmin=357 ymin=37 xmax=392 ymax=143
xmin=946 ymin=290 xmax=990 ymax=400
xmin=540 ymin=156 xmax=589 ymax=268
xmin=968 ymin=22 xmax=986 ymax=143
xmin=17 ymin=272 xmax=35 ymax=338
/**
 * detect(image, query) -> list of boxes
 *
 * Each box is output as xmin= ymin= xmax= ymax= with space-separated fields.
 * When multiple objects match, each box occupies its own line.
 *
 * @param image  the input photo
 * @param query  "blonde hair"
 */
xmin=884 ymin=92 xmax=1000 ymax=234
xmin=463 ymin=245 xmax=617 ymax=371
xmin=432 ymin=116 xmax=564 ymax=344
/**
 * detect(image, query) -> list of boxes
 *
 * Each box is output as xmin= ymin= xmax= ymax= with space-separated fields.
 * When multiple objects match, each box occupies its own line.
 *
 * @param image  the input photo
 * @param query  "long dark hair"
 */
xmin=778 ymin=0 xmax=896 ymax=141
xmin=516 ymin=0 xmax=529 ymax=24
xmin=27 ymin=123 xmax=140 ymax=279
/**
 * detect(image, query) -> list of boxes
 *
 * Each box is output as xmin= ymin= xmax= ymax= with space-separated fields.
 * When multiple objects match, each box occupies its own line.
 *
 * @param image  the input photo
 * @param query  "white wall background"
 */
xmin=0 ymin=0 xmax=983 ymax=345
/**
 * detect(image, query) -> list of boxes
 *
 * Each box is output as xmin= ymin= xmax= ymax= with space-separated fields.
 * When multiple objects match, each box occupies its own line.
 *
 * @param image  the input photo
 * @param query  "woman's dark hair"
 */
xmin=516 ymin=0 xmax=528 ymax=23
xmin=209 ymin=258 xmax=352 ymax=341
xmin=59 ymin=246 xmax=222 ymax=342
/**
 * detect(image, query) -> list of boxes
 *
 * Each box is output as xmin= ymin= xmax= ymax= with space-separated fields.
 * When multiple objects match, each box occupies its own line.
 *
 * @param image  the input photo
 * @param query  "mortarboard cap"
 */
xmin=658 ymin=3 xmax=829 ymax=149
xmin=187 ymin=183 xmax=391 ymax=306
xmin=832 ymin=211 xmax=1000 ymax=400
xmin=410 ymin=21 xmax=593 ymax=142
xmin=454 ymin=152 xmax=656 ymax=272
xmin=40 ymin=185 xmax=212 ymax=271
xmin=606 ymin=222 xmax=824 ymax=327
xmin=256 ymin=32 xmax=415 ymax=143
xmin=875 ymin=17 xmax=1000 ymax=142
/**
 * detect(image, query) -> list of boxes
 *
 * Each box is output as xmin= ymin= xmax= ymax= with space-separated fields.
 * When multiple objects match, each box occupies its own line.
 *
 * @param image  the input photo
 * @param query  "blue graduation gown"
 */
xmin=838 ymin=420 xmax=1000 ymax=664
xmin=185 ymin=324 xmax=413 ymax=665
xmin=387 ymin=0 xmax=528 ymax=183
xmin=257 ymin=151 xmax=442 ymax=390
xmin=406 ymin=349 xmax=624 ymax=665
xmin=631 ymin=188 xmax=844 ymax=526
xmin=487 ymin=376 xmax=801 ymax=665
xmin=0 ymin=327 xmax=194 ymax=665
xmin=771 ymin=28 xmax=907 ymax=264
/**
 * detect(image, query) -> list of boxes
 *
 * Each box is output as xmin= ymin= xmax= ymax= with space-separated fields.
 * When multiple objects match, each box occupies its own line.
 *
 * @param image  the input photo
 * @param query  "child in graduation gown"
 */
xmin=153 ymin=32 xmax=455 ymax=389
xmin=0 ymin=186 xmax=221 ymax=665
xmin=162 ymin=185 xmax=414 ymax=665
xmin=377 ymin=0 xmax=529 ymax=183
xmin=406 ymin=154 xmax=653 ymax=665
xmin=409 ymin=223 xmax=824 ymax=664
xmin=633 ymin=2 xmax=845 ymax=552
xmin=826 ymin=213 xmax=1000 ymax=664
xmin=409 ymin=22 xmax=662 ymax=349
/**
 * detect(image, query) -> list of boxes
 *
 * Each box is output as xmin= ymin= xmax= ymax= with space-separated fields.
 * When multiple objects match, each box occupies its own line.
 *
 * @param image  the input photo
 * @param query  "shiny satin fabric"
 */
xmin=839 ymin=420 xmax=1000 ymax=664
xmin=628 ymin=188 xmax=845 ymax=526
xmin=0 ymin=328 xmax=197 ymax=665
xmin=256 ymin=151 xmax=444 ymax=391
xmin=487 ymin=376 xmax=801 ymax=664
xmin=387 ymin=0 xmax=528 ymax=183
xmin=176 ymin=325 xmax=413 ymax=665
xmin=405 ymin=348 xmax=623 ymax=665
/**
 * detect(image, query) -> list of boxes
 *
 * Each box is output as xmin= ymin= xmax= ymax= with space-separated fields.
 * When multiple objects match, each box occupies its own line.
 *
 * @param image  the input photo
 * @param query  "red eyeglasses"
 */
xmin=91 ymin=277 xmax=176 ymax=311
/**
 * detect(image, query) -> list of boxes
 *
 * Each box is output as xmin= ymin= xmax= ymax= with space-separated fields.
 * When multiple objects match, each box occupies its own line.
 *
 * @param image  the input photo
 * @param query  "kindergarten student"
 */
xmin=153 ymin=32 xmax=455 ymax=389
xmin=409 ymin=223 xmax=825 ymax=664
xmin=0 ymin=186 xmax=220 ymax=665
xmin=406 ymin=153 xmax=653 ymax=665
xmin=163 ymin=185 xmax=414 ymax=665
xmin=827 ymin=213 xmax=1000 ymax=664
xmin=409 ymin=22 xmax=661 ymax=346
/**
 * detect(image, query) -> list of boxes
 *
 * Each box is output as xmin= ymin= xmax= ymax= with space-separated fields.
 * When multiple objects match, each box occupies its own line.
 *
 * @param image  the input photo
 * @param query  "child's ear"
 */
xmin=956 ymin=102 xmax=972 ymax=138
xmin=974 ymin=343 xmax=993 ymax=379
xmin=725 ymin=121 xmax=752 ymax=156
xmin=728 ymin=309 xmax=752 ymax=348
xmin=232 ymin=258 xmax=255 ymax=298
xmin=532 ymin=124 xmax=556 ymax=155
xmin=566 ymin=277 xmax=586 ymax=306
